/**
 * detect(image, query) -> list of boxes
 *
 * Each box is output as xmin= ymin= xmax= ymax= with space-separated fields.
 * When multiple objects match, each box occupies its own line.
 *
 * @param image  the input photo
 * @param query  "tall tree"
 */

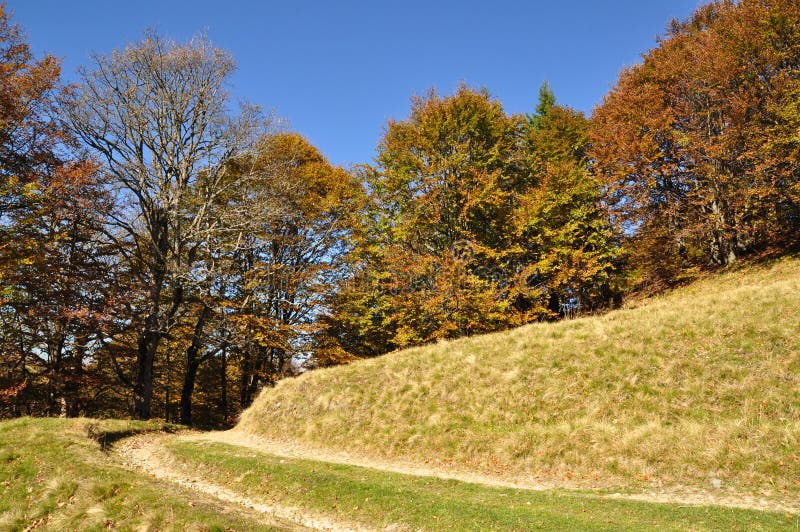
xmin=61 ymin=32 xmax=265 ymax=419
xmin=0 ymin=5 xmax=117 ymax=416
xmin=219 ymin=133 xmax=362 ymax=408
xmin=0 ymin=3 xmax=58 ymax=408
xmin=1 ymin=160 xmax=116 ymax=417
xmin=0 ymin=4 xmax=60 ymax=218
xmin=511 ymin=87 xmax=621 ymax=318
xmin=327 ymin=84 xmax=621 ymax=357
xmin=591 ymin=0 xmax=800 ymax=284
xmin=328 ymin=86 xmax=525 ymax=352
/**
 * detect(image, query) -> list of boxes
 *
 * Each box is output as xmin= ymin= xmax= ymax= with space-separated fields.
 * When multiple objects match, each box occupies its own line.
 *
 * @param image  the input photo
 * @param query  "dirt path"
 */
xmin=114 ymin=433 xmax=371 ymax=531
xmin=194 ymin=429 xmax=800 ymax=515
xmin=114 ymin=428 xmax=798 ymax=531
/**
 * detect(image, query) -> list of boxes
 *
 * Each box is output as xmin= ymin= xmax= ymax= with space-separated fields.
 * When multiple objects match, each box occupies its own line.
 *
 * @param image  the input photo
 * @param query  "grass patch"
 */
xmin=0 ymin=417 xmax=285 ymax=531
xmin=240 ymin=255 xmax=800 ymax=499
xmin=168 ymin=438 xmax=797 ymax=531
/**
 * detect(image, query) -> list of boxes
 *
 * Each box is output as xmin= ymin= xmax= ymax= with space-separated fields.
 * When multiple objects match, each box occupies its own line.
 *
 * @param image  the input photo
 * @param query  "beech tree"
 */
xmin=326 ymin=84 xmax=621 ymax=357
xmin=1 ymin=161 xmax=117 ymax=416
xmin=220 ymin=133 xmax=362 ymax=407
xmin=591 ymin=0 xmax=800 ymax=284
xmin=0 ymin=6 xmax=118 ymax=416
xmin=0 ymin=4 xmax=61 ymax=409
xmin=62 ymin=32 xmax=265 ymax=419
xmin=510 ymin=87 xmax=620 ymax=318
xmin=338 ymin=86 xmax=524 ymax=350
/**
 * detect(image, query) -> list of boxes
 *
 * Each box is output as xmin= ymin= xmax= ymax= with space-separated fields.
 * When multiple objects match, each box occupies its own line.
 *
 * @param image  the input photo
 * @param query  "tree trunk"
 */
xmin=707 ymin=180 xmax=738 ymax=267
xmin=133 ymin=247 xmax=184 ymax=420
xmin=133 ymin=327 xmax=159 ymax=420
xmin=179 ymin=305 xmax=210 ymax=426
xmin=239 ymin=349 xmax=254 ymax=408
xmin=179 ymin=359 xmax=200 ymax=426
xmin=219 ymin=345 xmax=228 ymax=424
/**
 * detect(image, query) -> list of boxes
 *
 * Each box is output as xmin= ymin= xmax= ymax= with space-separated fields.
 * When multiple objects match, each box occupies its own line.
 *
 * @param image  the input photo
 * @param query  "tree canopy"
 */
xmin=2 ymin=0 xmax=799 ymax=424
xmin=592 ymin=0 xmax=800 ymax=284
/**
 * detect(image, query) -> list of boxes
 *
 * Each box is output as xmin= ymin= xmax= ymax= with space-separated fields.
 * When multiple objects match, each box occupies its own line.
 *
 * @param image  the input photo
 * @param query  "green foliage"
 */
xmin=326 ymin=85 xmax=620 ymax=356
xmin=512 ymin=104 xmax=622 ymax=318
xmin=527 ymin=81 xmax=556 ymax=131
xmin=327 ymin=85 xmax=526 ymax=354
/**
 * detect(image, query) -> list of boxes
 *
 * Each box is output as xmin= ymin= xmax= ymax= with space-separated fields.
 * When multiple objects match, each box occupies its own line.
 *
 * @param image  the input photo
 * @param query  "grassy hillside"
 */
xmin=239 ymin=255 xmax=800 ymax=499
xmin=0 ymin=418 xmax=285 ymax=531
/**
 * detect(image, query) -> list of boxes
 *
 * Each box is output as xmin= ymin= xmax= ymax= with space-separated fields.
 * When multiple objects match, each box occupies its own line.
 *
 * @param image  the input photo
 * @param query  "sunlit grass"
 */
xmin=240 ymin=255 xmax=800 ymax=499
xmin=167 ymin=438 xmax=796 ymax=531
xmin=0 ymin=418 xmax=282 ymax=531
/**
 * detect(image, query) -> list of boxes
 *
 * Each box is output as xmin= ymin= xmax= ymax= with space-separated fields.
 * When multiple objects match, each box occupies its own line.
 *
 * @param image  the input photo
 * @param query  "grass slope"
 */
xmin=240 ymin=256 xmax=800 ymax=499
xmin=0 ymin=418 xmax=284 ymax=531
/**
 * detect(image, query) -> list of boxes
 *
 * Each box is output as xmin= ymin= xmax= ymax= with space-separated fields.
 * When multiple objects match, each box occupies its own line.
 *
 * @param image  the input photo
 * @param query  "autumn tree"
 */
xmin=509 ymin=86 xmax=621 ymax=319
xmin=61 ymin=32 xmax=265 ymax=419
xmin=1 ymin=161 xmax=119 ymax=417
xmin=0 ymin=4 xmax=60 ymax=409
xmin=218 ymin=133 xmax=362 ymax=409
xmin=0 ymin=5 xmax=59 ymax=218
xmin=327 ymin=86 xmax=526 ymax=353
xmin=0 ymin=6 xmax=118 ymax=417
xmin=326 ymin=84 xmax=622 ymax=357
xmin=591 ymin=0 xmax=800 ymax=285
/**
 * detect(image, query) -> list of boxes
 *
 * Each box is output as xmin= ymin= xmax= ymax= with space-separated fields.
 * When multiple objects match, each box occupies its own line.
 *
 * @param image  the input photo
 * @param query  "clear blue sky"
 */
xmin=11 ymin=1 xmax=701 ymax=167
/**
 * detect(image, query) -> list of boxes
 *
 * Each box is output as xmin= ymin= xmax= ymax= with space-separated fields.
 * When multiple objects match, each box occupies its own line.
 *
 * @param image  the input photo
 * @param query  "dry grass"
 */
xmin=239 ymin=255 xmax=800 ymax=500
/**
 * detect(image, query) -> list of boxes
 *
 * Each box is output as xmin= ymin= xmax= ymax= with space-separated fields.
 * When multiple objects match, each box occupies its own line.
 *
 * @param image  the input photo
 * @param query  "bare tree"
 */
xmin=61 ymin=32 xmax=265 ymax=419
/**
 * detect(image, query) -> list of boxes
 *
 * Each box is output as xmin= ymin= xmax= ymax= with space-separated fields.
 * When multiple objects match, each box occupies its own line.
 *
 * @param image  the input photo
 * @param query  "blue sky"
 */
xmin=11 ymin=1 xmax=701 ymax=167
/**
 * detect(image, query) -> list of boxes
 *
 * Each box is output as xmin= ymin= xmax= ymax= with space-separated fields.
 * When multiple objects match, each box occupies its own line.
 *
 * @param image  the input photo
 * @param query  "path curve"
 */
xmin=195 ymin=429 xmax=800 ymax=515
xmin=114 ymin=433 xmax=372 ymax=531
xmin=114 ymin=428 xmax=798 ymax=531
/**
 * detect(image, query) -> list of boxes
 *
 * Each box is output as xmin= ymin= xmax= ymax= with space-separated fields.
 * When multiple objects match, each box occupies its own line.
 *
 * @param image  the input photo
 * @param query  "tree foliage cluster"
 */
xmin=1 ymin=0 xmax=798 ymax=424
xmin=326 ymin=84 xmax=620 ymax=356
xmin=592 ymin=0 xmax=800 ymax=283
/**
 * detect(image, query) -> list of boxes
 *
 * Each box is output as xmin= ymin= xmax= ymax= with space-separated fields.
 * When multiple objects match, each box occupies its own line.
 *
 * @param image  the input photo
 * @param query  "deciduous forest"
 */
xmin=1 ymin=0 xmax=798 ymax=426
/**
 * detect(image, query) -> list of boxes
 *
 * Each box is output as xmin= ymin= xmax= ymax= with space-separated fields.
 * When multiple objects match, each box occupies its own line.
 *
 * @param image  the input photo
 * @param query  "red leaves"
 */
xmin=0 ymin=379 xmax=27 ymax=403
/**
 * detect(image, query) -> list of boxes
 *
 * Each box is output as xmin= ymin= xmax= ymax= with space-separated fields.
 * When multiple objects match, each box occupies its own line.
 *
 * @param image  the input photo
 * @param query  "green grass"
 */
xmin=167 ymin=438 xmax=798 ymax=531
xmin=1 ymin=416 xmax=797 ymax=531
xmin=0 ymin=417 xmax=285 ymax=531
xmin=240 ymin=255 xmax=800 ymax=499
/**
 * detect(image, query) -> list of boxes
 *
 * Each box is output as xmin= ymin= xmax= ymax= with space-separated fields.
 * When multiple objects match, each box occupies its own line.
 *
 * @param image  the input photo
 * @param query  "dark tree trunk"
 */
xmin=179 ymin=361 xmax=199 ymax=426
xmin=239 ymin=350 xmax=254 ymax=408
xmin=65 ymin=338 xmax=86 ymax=418
xmin=179 ymin=305 xmax=210 ymax=426
xmin=219 ymin=345 xmax=228 ymax=424
xmin=133 ymin=251 xmax=165 ymax=420
xmin=132 ymin=237 xmax=184 ymax=420
xmin=133 ymin=327 xmax=159 ymax=420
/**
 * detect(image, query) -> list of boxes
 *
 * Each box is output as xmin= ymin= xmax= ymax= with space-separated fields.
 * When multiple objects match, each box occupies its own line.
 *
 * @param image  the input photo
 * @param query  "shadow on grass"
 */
xmin=85 ymin=421 xmax=183 ymax=452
